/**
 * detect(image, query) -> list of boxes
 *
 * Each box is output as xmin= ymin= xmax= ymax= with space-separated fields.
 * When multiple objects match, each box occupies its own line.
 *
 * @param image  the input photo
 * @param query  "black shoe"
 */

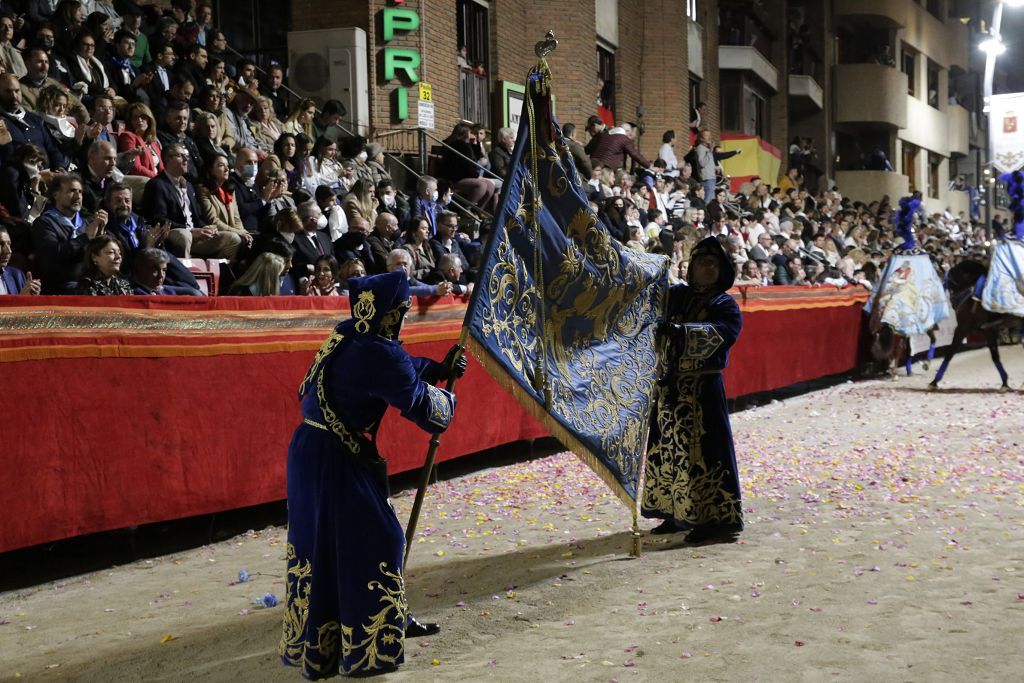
xmin=686 ymin=524 xmax=741 ymax=544
xmin=649 ymin=520 xmax=683 ymax=535
xmin=405 ymin=616 xmax=441 ymax=638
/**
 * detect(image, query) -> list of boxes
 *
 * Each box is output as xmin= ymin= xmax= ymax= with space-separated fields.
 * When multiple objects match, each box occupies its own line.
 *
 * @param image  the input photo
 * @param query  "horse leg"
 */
xmin=888 ymin=333 xmax=901 ymax=380
xmin=923 ymin=330 xmax=936 ymax=371
xmin=987 ymin=331 xmax=1010 ymax=391
xmin=929 ymin=326 xmax=966 ymax=390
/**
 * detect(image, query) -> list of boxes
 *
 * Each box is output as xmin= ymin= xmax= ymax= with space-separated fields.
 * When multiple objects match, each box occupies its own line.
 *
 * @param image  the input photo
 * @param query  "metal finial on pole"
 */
xmin=534 ymin=30 xmax=558 ymax=59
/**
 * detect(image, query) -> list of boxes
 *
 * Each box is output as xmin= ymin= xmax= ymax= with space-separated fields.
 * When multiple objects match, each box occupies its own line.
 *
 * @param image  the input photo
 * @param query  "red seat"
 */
xmin=179 ymin=258 xmax=221 ymax=295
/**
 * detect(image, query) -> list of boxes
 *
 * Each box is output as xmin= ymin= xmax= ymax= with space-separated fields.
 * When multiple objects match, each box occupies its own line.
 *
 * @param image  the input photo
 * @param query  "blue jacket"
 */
xmin=1 ymin=110 xmax=67 ymax=169
xmin=0 ymin=265 xmax=27 ymax=294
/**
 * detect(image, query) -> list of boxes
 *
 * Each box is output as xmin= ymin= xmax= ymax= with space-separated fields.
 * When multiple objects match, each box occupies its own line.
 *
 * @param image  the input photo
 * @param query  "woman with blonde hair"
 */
xmin=229 ymin=252 xmax=286 ymax=296
xmin=282 ymin=97 xmax=316 ymax=138
xmin=118 ymin=102 xmax=163 ymax=178
xmin=341 ymin=178 xmax=377 ymax=226
xmin=38 ymin=85 xmax=86 ymax=161
xmin=251 ymin=95 xmax=283 ymax=153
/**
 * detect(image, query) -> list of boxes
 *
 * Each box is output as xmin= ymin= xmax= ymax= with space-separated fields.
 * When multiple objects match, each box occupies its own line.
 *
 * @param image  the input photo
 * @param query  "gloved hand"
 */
xmin=656 ymin=320 xmax=682 ymax=337
xmin=441 ymin=344 xmax=468 ymax=381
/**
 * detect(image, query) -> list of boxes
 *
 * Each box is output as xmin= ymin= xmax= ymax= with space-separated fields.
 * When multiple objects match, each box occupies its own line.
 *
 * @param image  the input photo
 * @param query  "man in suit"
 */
xmin=231 ymin=147 xmax=264 ymax=233
xmin=334 ymin=216 xmax=372 ymax=267
xmin=364 ymin=212 xmax=400 ymax=275
xmin=81 ymin=141 xmax=121 ymax=215
xmin=157 ymin=100 xmax=201 ymax=183
xmin=141 ymin=142 xmax=241 ymax=259
xmin=104 ymin=181 xmax=204 ymax=295
xmin=31 ymin=174 xmax=108 ymax=293
xmin=376 ymin=179 xmax=409 ymax=229
xmin=0 ymin=74 xmax=67 ymax=169
xmin=0 ymin=225 xmax=41 ymax=295
xmin=386 ymin=247 xmax=452 ymax=298
xmin=105 ymin=30 xmax=153 ymax=103
xmin=432 ymin=253 xmax=472 ymax=296
xmin=429 ymin=211 xmax=471 ymax=280
xmin=146 ymin=45 xmax=179 ymax=118
xmin=291 ymin=200 xmax=333 ymax=283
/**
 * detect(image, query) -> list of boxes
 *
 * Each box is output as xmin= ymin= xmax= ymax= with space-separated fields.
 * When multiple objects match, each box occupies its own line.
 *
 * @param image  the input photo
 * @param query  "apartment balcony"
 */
xmin=835 ymin=170 xmax=909 ymax=204
xmin=835 ymin=0 xmax=907 ymax=28
xmin=718 ymin=46 xmax=779 ymax=93
xmin=947 ymin=104 xmax=969 ymax=157
xmin=788 ymin=74 xmax=823 ymax=112
xmin=835 ymin=64 xmax=908 ymax=128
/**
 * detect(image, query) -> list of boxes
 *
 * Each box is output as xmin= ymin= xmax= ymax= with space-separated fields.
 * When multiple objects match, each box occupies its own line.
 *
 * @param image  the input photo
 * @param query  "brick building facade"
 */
xmin=287 ymin=0 xmax=980 ymax=206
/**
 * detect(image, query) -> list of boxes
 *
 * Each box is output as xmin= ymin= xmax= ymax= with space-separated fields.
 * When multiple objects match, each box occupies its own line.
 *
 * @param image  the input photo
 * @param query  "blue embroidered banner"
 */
xmin=464 ymin=67 xmax=669 ymax=505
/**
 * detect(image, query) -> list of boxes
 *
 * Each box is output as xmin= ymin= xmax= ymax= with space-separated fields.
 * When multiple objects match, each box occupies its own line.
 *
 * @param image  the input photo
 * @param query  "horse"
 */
xmin=928 ymin=259 xmax=1021 ymax=391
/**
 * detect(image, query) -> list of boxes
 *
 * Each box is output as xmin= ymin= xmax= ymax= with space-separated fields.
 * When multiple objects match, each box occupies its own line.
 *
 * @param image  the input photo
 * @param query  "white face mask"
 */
xmin=24 ymin=163 xmax=40 ymax=178
xmin=356 ymin=151 xmax=368 ymax=162
xmin=316 ymin=215 xmax=328 ymax=229
xmin=241 ymin=162 xmax=258 ymax=179
xmin=431 ymin=190 xmax=439 ymax=203
xmin=383 ymin=192 xmax=395 ymax=207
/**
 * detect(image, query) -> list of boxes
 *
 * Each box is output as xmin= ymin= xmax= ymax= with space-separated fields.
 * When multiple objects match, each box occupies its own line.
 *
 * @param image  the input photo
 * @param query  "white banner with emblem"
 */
xmin=991 ymin=92 xmax=1024 ymax=173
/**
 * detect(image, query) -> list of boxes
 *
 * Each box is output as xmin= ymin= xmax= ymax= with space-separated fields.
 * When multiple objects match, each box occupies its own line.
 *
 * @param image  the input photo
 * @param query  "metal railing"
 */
xmin=223 ymin=44 xmax=496 ymax=223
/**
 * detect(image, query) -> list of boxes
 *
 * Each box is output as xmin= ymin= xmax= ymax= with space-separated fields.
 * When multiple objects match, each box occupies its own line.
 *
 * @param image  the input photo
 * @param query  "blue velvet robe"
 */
xmin=279 ymin=272 xmax=455 ymax=679
xmin=642 ymin=284 xmax=744 ymax=531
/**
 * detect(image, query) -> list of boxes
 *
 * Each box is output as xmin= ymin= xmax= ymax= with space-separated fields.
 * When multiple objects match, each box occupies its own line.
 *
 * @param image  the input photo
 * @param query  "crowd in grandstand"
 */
xmin=0 ymin=0 xmax=990 ymax=299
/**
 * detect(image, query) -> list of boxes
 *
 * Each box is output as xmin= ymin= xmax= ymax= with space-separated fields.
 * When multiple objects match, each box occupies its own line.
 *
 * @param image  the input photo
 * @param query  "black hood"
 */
xmin=688 ymin=236 xmax=735 ymax=292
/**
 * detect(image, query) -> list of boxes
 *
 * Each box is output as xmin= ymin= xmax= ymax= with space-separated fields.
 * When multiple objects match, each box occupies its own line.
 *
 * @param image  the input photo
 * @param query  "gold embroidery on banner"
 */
xmin=353 ymin=291 xmax=376 ymax=333
xmin=299 ymin=329 xmax=345 ymax=398
xmin=478 ymin=230 xmax=539 ymax=376
xmin=425 ymin=385 xmax=452 ymax=428
xmin=340 ymin=563 xmax=408 ymax=672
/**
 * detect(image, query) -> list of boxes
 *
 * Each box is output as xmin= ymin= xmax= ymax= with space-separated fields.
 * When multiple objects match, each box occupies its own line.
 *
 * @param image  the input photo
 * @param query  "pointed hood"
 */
xmin=688 ymin=236 xmax=735 ymax=292
xmin=347 ymin=271 xmax=412 ymax=340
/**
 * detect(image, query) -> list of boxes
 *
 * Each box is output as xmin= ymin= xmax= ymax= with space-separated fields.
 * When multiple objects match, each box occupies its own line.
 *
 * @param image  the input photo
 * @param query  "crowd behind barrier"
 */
xmin=0 ymin=2 xmax=994 ymax=306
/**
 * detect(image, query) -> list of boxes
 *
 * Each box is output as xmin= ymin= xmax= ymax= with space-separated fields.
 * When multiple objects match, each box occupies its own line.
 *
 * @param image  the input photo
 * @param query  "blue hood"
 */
xmin=347 ymin=271 xmax=412 ymax=340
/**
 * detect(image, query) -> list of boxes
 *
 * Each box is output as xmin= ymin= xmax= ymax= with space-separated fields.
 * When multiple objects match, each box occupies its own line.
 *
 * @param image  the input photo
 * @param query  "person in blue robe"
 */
xmin=981 ymin=171 xmax=1024 ymax=316
xmin=642 ymin=236 xmax=744 ymax=543
xmin=279 ymin=270 xmax=465 ymax=679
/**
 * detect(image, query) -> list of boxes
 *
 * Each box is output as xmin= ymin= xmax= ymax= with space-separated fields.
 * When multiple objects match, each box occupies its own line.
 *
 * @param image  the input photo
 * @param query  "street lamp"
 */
xmin=981 ymin=0 xmax=1021 ymax=233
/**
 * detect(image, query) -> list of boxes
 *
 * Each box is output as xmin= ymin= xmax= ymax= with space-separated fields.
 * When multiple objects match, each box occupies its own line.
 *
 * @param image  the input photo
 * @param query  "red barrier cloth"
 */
xmin=0 ymin=288 xmax=868 ymax=552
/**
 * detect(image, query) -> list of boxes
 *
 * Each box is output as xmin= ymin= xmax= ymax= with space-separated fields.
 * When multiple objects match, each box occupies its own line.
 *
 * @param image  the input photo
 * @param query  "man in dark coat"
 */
xmin=0 ymin=74 xmax=67 ymax=169
xmin=642 ymin=236 xmax=744 ymax=542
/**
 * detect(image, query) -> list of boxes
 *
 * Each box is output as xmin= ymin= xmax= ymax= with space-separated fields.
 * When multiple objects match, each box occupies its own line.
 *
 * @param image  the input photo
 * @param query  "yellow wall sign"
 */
xmin=418 ymin=83 xmax=432 ymax=102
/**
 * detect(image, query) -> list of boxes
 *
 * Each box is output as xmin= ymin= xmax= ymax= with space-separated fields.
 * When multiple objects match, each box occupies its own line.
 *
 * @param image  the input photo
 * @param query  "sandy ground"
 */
xmin=2 ymin=347 xmax=1024 ymax=682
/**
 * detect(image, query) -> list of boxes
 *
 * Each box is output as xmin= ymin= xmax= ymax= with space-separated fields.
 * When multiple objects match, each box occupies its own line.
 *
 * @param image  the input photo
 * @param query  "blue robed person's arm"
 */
xmin=659 ymin=292 xmax=743 ymax=368
xmin=369 ymin=345 xmax=455 ymax=433
xmin=409 ymin=354 xmax=448 ymax=384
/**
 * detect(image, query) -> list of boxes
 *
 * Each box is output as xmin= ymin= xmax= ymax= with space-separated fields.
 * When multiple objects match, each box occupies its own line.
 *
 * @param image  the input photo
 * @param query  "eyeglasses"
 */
xmin=82 ymin=42 xmax=96 ymax=48
xmin=95 ymin=106 xmax=114 ymax=112
xmin=167 ymin=152 xmax=190 ymax=159
xmin=442 ymin=222 xmax=458 ymax=228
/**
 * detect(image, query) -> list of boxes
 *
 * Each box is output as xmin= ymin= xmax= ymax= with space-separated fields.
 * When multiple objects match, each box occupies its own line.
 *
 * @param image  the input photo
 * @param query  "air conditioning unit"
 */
xmin=287 ymin=27 xmax=369 ymax=136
